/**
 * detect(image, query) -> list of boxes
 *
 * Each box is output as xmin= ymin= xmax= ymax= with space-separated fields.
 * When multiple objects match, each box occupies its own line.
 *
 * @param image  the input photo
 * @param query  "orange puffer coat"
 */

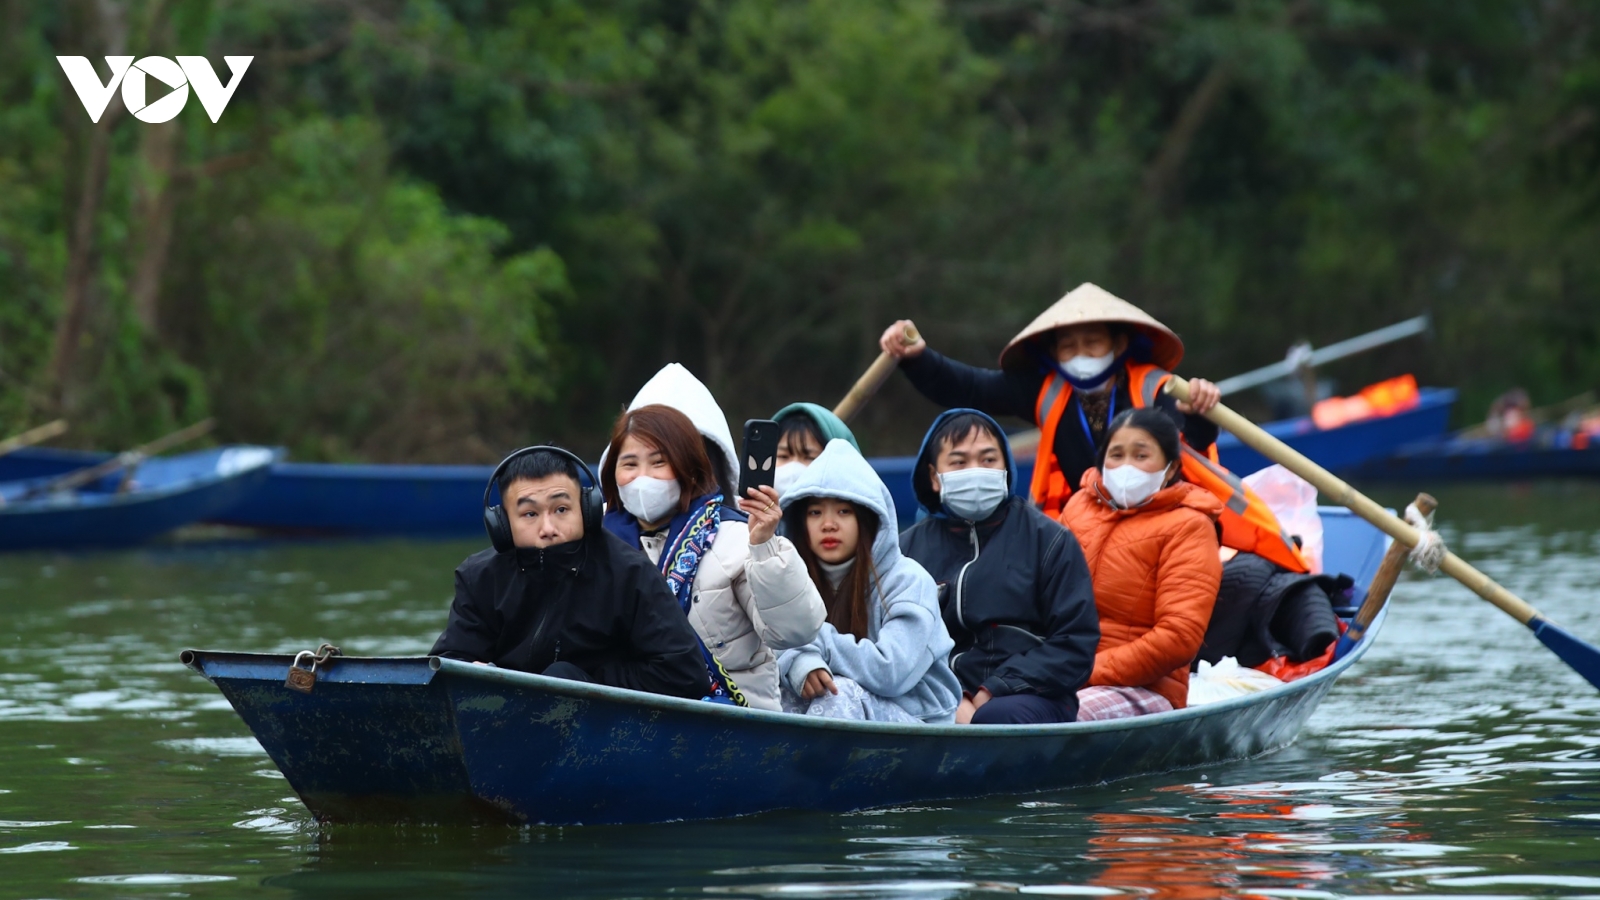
xmin=1059 ymin=468 xmax=1223 ymax=709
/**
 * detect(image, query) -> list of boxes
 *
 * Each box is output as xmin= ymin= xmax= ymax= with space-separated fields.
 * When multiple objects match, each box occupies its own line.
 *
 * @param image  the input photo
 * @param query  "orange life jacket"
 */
xmin=1029 ymin=363 xmax=1311 ymax=573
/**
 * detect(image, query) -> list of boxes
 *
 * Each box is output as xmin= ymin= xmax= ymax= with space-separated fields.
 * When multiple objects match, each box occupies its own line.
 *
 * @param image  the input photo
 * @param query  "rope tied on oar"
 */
xmin=1403 ymin=500 xmax=1446 ymax=574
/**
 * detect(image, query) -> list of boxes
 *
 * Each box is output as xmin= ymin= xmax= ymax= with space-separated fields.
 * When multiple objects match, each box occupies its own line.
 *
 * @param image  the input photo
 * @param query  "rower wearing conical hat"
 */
xmin=881 ymin=283 xmax=1308 ymax=572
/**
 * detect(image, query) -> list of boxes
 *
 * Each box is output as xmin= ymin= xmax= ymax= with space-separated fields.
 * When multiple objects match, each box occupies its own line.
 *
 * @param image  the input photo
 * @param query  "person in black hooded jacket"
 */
xmin=430 ymin=448 xmax=707 ymax=700
xmin=898 ymin=409 xmax=1100 ymax=724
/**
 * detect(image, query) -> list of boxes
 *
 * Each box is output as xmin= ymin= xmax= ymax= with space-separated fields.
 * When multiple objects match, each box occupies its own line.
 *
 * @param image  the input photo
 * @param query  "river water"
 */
xmin=2 ymin=482 xmax=1598 ymax=899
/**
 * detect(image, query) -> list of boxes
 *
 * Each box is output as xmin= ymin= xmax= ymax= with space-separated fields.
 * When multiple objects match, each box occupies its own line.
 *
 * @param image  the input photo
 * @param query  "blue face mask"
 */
xmin=938 ymin=467 xmax=1009 ymax=522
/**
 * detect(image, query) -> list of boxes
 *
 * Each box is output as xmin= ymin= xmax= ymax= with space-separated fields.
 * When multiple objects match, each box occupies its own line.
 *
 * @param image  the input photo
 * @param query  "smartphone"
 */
xmin=739 ymin=419 xmax=782 ymax=499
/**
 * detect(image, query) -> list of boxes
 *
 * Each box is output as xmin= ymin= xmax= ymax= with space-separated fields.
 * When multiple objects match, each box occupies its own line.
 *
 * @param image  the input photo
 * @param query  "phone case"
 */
xmin=739 ymin=419 xmax=782 ymax=498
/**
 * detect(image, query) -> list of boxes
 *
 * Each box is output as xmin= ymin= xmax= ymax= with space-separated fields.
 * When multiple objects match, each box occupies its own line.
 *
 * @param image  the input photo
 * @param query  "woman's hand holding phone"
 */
xmin=741 ymin=485 xmax=783 ymax=545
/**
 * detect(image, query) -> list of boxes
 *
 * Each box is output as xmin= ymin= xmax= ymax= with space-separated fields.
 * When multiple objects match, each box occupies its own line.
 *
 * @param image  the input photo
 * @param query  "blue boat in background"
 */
xmin=0 ymin=388 xmax=1453 ymax=537
xmin=182 ymin=507 xmax=1389 ymax=825
xmin=0 ymin=448 xmax=493 ymax=537
xmin=0 ymin=446 xmax=279 ymax=551
xmin=212 ymin=461 xmax=496 ymax=535
xmin=1351 ymin=432 xmax=1600 ymax=482
xmin=1214 ymin=387 xmax=1457 ymax=478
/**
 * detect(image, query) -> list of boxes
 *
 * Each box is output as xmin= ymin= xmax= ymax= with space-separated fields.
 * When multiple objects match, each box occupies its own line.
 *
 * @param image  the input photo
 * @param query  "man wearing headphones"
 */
xmin=430 ymin=446 xmax=708 ymax=700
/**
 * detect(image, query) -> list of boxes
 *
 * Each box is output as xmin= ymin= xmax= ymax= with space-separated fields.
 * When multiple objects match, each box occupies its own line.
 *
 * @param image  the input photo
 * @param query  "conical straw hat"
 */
xmin=999 ymin=282 xmax=1184 ymax=373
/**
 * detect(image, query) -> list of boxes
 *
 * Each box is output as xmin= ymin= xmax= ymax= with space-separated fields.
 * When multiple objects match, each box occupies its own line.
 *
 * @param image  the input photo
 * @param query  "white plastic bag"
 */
xmin=1187 ymin=657 xmax=1284 ymax=706
xmin=1241 ymin=464 xmax=1323 ymax=573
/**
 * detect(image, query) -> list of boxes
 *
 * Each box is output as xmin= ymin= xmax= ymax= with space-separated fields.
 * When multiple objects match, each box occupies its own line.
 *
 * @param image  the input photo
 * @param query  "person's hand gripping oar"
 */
xmin=833 ymin=321 xmax=922 ymax=423
xmin=1165 ymin=374 xmax=1600 ymax=691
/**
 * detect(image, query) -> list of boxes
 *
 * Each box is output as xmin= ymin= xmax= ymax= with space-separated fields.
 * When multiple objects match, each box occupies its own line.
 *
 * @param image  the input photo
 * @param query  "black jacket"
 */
xmin=900 ymin=349 xmax=1218 ymax=493
xmin=430 ymin=531 xmax=707 ymax=700
xmin=897 ymin=409 xmax=1100 ymax=701
xmin=1198 ymin=551 xmax=1351 ymax=668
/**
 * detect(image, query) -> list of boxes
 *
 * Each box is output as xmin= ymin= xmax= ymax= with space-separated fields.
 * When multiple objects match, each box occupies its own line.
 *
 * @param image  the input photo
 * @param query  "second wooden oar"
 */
xmin=834 ymin=324 xmax=920 ymax=423
xmin=1165 ymin=374 xmax=1600 ymax=691
xmin=0 ymin=419 xmax=69 ymax=459
xmin=1332 ymin=493 xmax=1436 ymax=660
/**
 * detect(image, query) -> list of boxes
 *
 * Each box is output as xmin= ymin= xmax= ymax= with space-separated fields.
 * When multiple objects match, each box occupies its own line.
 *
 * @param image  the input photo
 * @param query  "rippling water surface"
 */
xmin=2 ymin=482 xmax=1599 ymax=899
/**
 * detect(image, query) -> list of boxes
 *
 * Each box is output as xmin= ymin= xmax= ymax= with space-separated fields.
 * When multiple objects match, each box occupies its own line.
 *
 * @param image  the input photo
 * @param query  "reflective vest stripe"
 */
xmin=1036 ymin=374 xmax=1068 ymax=425
xmin=1181 ymin=445 xmax=1250 ymax=514
xmin=1139 ymin=369 xmax=1167 ymax=409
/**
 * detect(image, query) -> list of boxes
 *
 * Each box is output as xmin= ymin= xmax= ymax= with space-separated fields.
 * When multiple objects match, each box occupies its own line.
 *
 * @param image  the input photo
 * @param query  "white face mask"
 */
xmin=773 ymin=461 xmax=807 ymax=497
xmin=938 ymin=467 xmax=1009 ymax=522
xmin=1101 ymin=463 xmax=1171 ymax=509
xmin=1061 ymin=351 xmax=1115 ymax=383
xmin=619 ymin=475 xmax=681 ymax=525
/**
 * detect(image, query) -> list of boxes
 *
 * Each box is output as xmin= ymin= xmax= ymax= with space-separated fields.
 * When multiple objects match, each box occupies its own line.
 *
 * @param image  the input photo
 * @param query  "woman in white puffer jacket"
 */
xmin=598 ymin=367 xmax=825 ymax=710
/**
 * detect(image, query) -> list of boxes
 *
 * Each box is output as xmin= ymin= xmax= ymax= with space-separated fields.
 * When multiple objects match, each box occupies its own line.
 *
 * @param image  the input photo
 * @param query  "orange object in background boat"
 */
xmin=1311 ymin=374 xmax=1421 ymax=430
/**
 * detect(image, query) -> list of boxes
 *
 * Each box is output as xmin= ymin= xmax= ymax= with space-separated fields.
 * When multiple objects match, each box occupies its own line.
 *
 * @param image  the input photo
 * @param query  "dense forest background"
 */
xmin=2 ymin=0 xmax=1597 ymax=460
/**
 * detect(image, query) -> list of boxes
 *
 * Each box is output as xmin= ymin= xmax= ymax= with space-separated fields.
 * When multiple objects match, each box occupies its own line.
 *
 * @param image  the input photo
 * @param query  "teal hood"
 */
xmin=773 ymin=402 xmax=859 ymax=452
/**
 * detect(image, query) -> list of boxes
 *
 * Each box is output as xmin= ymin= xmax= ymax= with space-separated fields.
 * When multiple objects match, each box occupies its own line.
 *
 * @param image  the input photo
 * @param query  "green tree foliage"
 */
xmin=1 ymin=0 xmax=1596 ymax=458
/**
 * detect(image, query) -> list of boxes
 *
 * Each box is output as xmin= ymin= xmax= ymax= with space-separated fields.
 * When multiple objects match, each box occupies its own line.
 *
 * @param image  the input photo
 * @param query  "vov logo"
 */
xmin=57 ymin=56 xmax=252 ymax=124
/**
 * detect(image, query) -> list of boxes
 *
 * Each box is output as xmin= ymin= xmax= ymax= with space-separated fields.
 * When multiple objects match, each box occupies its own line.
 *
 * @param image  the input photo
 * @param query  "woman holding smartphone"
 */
xmin=749 ymin=439 xmax=961 ymax=723
xmin=601 ymin=398 xmax=825 ymax=711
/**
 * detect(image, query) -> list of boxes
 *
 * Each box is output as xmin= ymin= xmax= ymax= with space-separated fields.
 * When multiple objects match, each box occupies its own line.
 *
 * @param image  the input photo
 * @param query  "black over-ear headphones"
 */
xmin=482 ymin=446 xmax=604 ymax=553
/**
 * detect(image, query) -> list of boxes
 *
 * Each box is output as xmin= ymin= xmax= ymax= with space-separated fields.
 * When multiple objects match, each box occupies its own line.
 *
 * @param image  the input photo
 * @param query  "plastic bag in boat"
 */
xmin=1188 ymin=656 xmax=1284 ymax=706
xmin=1242 ymin=464 xmax=1322 ymax=573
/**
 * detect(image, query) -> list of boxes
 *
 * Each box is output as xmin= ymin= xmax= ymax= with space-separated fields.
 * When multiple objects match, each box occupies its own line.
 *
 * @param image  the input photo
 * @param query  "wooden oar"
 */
xmin=834 ymin=324 xmax=920 ymax=423
xmin=1332 ymin=492 xmax=1436 ymax=660
xmin=20 ymin=419 xmax=216 ymax=499
xmin=0 ymin=420 xmax=69 ymax=459
xmin=1165 ymin=374 xmax=1600 ymax=691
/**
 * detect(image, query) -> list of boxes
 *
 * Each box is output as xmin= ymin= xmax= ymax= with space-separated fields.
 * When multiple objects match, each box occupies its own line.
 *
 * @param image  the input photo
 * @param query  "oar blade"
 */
xmin=1530 ymin=617 xmax=1600 ymax=692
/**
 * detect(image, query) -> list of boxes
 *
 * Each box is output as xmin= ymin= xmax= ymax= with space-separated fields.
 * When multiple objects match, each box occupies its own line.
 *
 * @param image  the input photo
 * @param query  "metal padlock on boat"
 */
xmin=285 ymin=650 xmax=318 ymax=693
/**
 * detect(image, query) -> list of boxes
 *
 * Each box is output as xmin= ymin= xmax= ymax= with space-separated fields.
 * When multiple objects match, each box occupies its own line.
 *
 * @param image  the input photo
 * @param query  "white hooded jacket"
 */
xmin=603 ymin=363 xmax=825 ymax=710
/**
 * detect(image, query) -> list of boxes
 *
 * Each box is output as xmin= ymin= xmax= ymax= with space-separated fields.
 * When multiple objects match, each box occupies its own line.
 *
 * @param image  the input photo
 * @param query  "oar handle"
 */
xmin=0 ymin=420 xmax=68 ymax=458
xmin=834 ymin=324 xmax=920 ymax=423
xmin=1164 ymin=375 xmax=1544 ymax=627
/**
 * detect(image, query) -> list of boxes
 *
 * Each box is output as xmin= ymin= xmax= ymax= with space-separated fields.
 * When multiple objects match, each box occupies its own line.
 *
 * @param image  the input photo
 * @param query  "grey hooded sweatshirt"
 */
xmin=763 ymin=440 xmax=961 ymax=723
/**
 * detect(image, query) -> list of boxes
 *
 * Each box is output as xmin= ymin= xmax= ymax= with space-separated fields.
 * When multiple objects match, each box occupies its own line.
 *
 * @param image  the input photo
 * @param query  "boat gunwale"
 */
xmin=184 ymin=605 xmax=1383 ymax=740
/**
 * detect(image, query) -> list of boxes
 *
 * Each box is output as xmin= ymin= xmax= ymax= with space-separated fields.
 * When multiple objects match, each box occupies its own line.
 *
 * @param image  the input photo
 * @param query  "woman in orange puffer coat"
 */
xmin=1059 ymin=407 xmax=1222 ymax=719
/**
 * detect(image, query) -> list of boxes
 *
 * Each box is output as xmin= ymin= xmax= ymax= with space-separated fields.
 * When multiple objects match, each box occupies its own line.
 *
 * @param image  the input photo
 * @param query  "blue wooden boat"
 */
xmin=1213 ymin=387 xmax=1457 ymax=478
xmin=0 ymin=388 xmax=1452 ymax=536
xmin=0 ymin=446 xmax=279 ymax=551
xmin=1351 ymin=431 xmax=1600 ymax=482
xmin=0 ymin=449 xmax=494 ymax=537
xmin=211 ymin=461 xmax=496 ymax=535
xmin=182 ymin=508 xmax=1388 ymax=825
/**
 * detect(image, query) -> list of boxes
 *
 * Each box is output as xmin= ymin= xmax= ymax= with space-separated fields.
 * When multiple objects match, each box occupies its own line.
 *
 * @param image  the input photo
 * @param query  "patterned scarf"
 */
xmin=659 ymin=494 xmax=747 ymax=707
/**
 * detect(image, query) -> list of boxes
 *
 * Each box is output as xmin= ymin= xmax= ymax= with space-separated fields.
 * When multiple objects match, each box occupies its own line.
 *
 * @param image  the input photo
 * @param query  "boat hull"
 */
xmin=184 ymin=616 xmax=1379 ymax=826
xmin=183 ymin=508 xmax=1387 ymax=825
